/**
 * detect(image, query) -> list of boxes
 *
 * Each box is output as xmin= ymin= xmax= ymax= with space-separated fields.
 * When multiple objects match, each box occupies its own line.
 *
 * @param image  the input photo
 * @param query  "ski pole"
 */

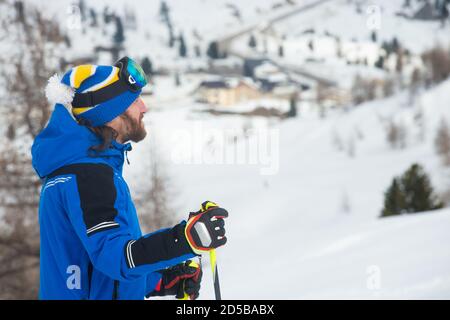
xmin=198 ymin=201 xmax=224 ymax=300
xmin=210 ymin=249 xmax=221 ymax=300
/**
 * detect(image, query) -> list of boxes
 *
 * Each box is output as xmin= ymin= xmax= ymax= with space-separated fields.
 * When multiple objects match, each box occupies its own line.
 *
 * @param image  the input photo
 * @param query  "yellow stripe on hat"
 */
xmin=72 ymin=106 xmax=94 ymax=116
xmin=72 ymin=65 xmax=95 ymax=89
xmin=82 ymin=67 xmax=119 ymax=93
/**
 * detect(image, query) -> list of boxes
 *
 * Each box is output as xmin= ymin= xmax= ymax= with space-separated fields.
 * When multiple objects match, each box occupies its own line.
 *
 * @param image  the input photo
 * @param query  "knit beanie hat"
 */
xmin=45 ymin=61 xmax=144 ymax=127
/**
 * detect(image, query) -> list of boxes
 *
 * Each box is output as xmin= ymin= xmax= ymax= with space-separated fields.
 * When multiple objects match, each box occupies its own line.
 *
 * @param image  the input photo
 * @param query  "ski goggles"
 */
xmin=114 ymin=56 xmax=148 ymax=92
xmin=72 ymin=56 xmax=148 ymax=108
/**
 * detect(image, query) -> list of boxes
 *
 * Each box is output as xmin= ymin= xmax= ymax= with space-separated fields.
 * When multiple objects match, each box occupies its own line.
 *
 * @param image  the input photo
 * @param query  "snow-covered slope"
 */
xmin=31 ymin=0 xmax=319 ymax=68
xmin=7 ymin=0 xmax=450 ymax=299
xmin=273 ymin=0 xmax=450 ymax=54
xmin=225 ymin=208 xmax=450 ymax=299
xmin=124 ymin=76 xmax=450 ymax=299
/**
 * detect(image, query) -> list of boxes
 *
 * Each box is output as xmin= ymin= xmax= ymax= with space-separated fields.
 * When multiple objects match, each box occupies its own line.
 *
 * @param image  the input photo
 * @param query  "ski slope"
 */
xmin=5 ymin=0 xmax=450 ymax=299
xmin=123 ymin=76 xmax=450 ymax=299
xmin=223 ymin=208 xmax=450 ymax=299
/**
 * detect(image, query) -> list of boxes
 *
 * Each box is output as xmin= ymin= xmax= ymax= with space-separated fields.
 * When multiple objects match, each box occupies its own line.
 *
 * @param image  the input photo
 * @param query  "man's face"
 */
xmin=119 ymin=97 xmax=148 ymax=143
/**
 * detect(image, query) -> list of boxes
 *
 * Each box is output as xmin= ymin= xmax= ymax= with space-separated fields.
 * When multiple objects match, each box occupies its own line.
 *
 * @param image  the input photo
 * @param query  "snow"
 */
xmin=27 ymin=0 xmax=322 ymax=70
xmin=119 ymin=76 xmax=450 ymax=299
xmin=229 ymin=0 xmax=450 ymax=89
xmin=224 ymin=208 xmax=450 ymax=299
xmin=3 ymin=0 xmax=450 ymax=299
xmin=272 ymin=0 xmax=450 ymax=54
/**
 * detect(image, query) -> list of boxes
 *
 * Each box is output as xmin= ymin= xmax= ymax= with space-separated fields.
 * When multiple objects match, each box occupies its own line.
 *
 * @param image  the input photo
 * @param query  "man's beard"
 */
xmin=121 ymin=113 xmax=147 ymax=143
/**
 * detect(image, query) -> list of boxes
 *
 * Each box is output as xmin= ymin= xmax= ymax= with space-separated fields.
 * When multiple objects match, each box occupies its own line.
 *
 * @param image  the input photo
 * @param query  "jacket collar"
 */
xmin=96 ymin=139 xmax=132 ymax=174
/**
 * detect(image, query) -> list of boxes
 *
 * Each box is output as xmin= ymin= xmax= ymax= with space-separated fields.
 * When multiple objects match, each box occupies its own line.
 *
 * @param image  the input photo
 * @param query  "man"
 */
xmin=31 ymin=57 xmax=228 ymax=300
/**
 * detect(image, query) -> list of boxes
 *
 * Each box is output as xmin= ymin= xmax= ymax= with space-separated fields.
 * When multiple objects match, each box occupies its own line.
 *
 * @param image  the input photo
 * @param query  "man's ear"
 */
xmin=105 ymin=116 xmax=122 ymax=132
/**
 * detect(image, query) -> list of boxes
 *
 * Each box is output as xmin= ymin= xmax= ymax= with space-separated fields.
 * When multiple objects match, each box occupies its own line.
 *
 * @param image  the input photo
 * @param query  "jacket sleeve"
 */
xmin=60 ymin=163 xmax=196 ymax=282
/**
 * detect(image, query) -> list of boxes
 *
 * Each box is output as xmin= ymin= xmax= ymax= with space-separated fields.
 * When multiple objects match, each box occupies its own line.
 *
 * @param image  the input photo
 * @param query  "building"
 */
xmin=253 ymin=61 xmax=302 ymax=99
xmin=195 ymin=78 xmax=261 ymax=106
xmin=243 ymin=58 xmax=269 ymax=78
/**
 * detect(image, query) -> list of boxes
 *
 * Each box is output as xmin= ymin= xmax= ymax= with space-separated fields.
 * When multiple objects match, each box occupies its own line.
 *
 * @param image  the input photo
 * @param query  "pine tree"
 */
xmin=371 ymin=31 xmax=377 ymax=43
xmin=141 ymin=57 xmax=153 ymax=76
xmin=381 ymin=178 xmax=406 ymax=217
xmin=392 ymin=37 xmax=400 ymax=54
xmin=401 ymin=164 xmax=443 ymax=213
xmin=308 ymin=39 xmax=314 ymax=52
xmin=286 ymin=94 xmax=297 ymax=118
xmin=381 ymin=164 xmax=444 ymax=217
xmin=159 ymin=1 xmax=170 ymax=23
xmin=248 ymin=34 xmax=257 ymax=49
xmin=64 ymin=34 xmax=72 ymax=48
xmin=179 ymin=33 xmax=187 ymax=57
xmin=103 ymin=6 xmax=113 ymax=24
xmin=207 ymin=41 xmax=219 ymax=59
xmin=278 ymin=44 xmax=284 ymax=57
xmin=78 ymin=0 xmax=86 ymax=22
xmin=113 ymin=16 xmax=125 ymax=45
xmin=89 ymin=8 xmax=97 ymax=27
xmin=174 ymin=72 xmax=181 ymax=87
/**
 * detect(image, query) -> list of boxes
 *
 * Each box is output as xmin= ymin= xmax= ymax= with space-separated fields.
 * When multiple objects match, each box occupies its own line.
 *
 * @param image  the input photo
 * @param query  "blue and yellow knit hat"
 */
xmin=45 ymin=58 xmax=147 ymax=127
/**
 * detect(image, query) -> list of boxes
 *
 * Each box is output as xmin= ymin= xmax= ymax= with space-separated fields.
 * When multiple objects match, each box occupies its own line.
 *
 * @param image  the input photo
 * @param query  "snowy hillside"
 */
xmin=230 ymin=0 xmax=450 ymax=88
xmin=30 ymin=0 xmax=320 ymax=68
xmin=225 ymin=208 xmax=450 ymax=299
xmin=122 ymin=75 xmax=450 ymax=299
xmin=2 ymin=0 xmax=450 ymax=299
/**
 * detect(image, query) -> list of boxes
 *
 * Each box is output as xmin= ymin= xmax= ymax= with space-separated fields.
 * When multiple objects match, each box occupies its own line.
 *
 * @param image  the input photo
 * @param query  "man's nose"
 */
xmin=138 ymin=98 xmax=149 ymax=113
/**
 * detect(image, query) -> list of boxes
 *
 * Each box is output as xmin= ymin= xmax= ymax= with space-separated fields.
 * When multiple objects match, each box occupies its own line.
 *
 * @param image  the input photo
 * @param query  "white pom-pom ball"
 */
xmin=45 ymin=74 xmax=75 ymax=107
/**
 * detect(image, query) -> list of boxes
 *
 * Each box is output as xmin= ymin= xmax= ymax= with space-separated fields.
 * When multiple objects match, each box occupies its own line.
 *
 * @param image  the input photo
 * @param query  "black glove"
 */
xmin=185 ymin=201 xmax=228 ymax=255
xmin=149 ymin=260 xmax=202 ymax=300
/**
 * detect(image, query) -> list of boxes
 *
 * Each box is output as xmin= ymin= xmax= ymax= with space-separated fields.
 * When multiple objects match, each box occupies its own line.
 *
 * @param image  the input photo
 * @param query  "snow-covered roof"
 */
xmin=265 ymin=72 xmax=288 ymax=83
xmin=198 ymin=76 xmax=258 ymax=90
xmin=254 ymin=61 xmax=280 ymax=78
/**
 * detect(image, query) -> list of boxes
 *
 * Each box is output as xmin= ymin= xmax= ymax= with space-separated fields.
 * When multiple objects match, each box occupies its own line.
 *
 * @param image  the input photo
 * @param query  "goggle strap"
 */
xmin=72 ymin=80 xmax=132 ymax=108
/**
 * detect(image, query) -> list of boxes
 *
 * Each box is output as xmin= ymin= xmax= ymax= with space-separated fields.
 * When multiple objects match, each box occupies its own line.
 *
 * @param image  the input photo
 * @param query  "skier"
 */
xmin=31 ymin=57 xmax=228 ymax=300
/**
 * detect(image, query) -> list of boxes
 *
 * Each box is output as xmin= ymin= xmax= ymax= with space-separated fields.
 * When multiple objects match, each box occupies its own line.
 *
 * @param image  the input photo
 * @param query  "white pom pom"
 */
xmin=45 ymin=74 xmax=75 ymax=107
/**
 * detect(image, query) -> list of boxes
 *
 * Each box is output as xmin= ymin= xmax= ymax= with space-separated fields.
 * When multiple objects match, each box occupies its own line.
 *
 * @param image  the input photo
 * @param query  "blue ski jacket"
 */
xmin=31 ymin=104 xmax=195 ymax=300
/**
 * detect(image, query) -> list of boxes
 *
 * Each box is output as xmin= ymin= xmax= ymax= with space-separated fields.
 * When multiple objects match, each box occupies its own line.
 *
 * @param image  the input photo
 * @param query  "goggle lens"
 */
xmin=127 ymin=58 xmax=147 ymax=88
xmin=115 ymin=56 xmax=148 ymax=91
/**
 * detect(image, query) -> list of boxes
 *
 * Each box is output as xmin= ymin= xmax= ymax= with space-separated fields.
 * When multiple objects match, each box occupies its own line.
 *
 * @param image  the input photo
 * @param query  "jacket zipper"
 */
xmin=112 ymin=280 xmax=119 ymax=300
xmin=87 ymin=262 xmax=93 ymax=299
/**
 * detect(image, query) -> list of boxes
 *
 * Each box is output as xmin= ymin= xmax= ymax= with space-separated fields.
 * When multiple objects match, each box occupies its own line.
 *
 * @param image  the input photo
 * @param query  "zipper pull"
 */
xmin=125 ymin=150 xmax=130 ymax=165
